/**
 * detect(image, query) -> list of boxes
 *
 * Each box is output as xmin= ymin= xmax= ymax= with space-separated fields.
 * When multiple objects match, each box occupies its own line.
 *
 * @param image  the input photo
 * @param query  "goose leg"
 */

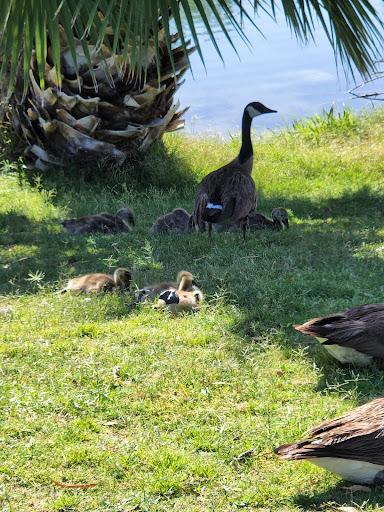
xmin=242 ymin=218 xmax=248 ymax=244
xmin=208 ymin=222 xmax=212 ymax=240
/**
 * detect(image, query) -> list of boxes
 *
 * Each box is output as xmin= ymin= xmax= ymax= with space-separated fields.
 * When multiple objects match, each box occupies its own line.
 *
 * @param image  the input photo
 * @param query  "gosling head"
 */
xmin=246 ymin=102 xmax=277 ymax=119
xmin=176 ymin=271 xmax=199 ymax=290
xmin=116 ymin=207 xmax=135 ymax=226
xmin=271 ymin=207 xmax=289 ymax=229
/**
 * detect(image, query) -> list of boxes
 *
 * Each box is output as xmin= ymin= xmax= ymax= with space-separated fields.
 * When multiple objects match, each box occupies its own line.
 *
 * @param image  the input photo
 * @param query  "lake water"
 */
xmin=175 ymin=3 xmax=384 ymax=134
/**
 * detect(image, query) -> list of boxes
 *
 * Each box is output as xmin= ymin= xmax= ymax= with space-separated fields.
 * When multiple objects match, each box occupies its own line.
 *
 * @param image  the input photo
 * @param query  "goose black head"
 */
xmin=246 ymin=102 xmax=277 ymax=118
xmin=158 ymin=290 xmax=179 ymax=305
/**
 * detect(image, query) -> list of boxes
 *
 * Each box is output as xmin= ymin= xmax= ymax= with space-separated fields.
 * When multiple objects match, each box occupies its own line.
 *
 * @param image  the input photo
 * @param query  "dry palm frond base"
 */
xmin=8 ymin=16 xmax=195 ymax=169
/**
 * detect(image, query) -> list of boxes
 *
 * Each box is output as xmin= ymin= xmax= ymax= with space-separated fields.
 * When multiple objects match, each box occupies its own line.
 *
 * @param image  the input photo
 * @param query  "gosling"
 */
xmin=214 ymin=207 xmax=289 ymax=232
xmin=154 ymin=272 xmax=204 ymax=314
xmin=56 ymin=268 xmax=131 ymax=293
xmin=62 ymin=207 xmax=135 ymax=234
xmin=149 ymin=208 xmax=193 ymax=235
xmin=134 ymin=270 xmax=200 ymax=303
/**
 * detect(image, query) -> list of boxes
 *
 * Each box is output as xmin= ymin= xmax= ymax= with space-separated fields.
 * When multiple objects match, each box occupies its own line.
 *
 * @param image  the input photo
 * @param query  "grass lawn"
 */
xmin=2 ymin=108 xmax=384 ymax=511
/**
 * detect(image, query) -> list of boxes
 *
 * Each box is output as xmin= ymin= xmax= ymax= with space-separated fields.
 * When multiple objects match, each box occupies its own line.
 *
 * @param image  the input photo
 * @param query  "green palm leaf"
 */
xmin=0 ymin=0 xmax=383 ymax=94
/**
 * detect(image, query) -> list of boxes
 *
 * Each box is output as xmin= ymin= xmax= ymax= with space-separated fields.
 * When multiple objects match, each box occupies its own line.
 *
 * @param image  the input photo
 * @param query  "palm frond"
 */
xmin=1 ymin=0 xmax=383 ymax=96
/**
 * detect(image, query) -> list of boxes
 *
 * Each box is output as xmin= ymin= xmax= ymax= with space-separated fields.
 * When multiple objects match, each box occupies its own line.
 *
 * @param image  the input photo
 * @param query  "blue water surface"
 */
xmin=174 ymin=3 xmax=384 ymax=134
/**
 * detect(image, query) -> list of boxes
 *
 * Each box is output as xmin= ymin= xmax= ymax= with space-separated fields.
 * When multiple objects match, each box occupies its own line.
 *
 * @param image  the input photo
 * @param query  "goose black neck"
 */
xmin=238 ymin=109 xmax=253 ymax=166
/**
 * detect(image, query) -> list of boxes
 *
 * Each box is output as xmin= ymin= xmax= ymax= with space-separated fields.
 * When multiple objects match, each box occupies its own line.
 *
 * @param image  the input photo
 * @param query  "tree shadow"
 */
xmin=257 ymin=184 xmax=384 ymax=221
xmin=294 ymin=481 xmax=384 ymax=510
xmin=17 ymin=139 xmax=198 ymax=205
xmin=0 ymin=211 xmax=34 ymax=235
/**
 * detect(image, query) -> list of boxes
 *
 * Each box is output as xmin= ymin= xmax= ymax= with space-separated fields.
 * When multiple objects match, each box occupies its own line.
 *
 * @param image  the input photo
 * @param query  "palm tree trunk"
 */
xmin=9 ymin=19 xmax=195 ymax=169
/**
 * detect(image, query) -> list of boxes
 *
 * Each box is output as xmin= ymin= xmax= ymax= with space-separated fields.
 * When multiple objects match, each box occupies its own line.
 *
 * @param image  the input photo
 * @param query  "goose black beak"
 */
xmin=283 ymin=219 xmax=289 ymax=229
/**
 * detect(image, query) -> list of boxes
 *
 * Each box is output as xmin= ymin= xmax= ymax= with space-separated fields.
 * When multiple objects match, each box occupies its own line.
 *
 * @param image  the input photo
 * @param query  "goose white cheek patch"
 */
xmin=206 ymin=202 xmax=223 ymax=209
xmin=247 ymin=106 xmax=261 ymax=117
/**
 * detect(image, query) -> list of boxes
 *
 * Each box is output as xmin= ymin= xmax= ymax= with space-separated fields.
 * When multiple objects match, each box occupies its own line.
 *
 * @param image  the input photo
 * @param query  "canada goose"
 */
xmin=56 ymin=268 xmax=131 ymax=293
xmin=61 ymin=207 xmax=135 ymax=234
xmin=149 ymin=208 xmax=193 ymax=235
xmin=192 ymin=102 xmax=277 ymax=242
xmin=154 ymin=273 xmax=204 ymax=314
xmin=214 ymin=207 xmax=289 ymax=232
xmin=293 ymin=303 xmax=384 ymax=366
xmin=274 ymin=397 xmax=384 ymax=485
xmin=134 ymin=270 xmax=200 ymax=303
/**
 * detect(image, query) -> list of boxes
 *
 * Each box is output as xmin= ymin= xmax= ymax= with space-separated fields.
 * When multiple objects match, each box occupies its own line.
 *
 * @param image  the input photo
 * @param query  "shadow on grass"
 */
xmin=294 ymin=482 xmax=384 ymax=510
xmin=18 ymin=140 xmax=198 ymax=201
xmin=314 ymin=361 xmax=384 ymax=398
xmin=0 ymin=211 xmax=34 ymax=234
xmin=0 ymin=228 xmax=141 ymax=295
xmin=257 ymin=185 xmax=384 ymax=220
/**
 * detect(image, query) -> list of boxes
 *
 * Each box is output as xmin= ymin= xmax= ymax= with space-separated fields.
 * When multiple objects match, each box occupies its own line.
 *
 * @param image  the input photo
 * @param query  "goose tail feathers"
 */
xmin=193 ymin=193 xmax=209 ymax=233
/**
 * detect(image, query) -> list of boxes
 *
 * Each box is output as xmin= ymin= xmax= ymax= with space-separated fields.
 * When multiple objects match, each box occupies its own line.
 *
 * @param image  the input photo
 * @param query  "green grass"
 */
xmin=2 ymin=107 xmax=384 ymax=510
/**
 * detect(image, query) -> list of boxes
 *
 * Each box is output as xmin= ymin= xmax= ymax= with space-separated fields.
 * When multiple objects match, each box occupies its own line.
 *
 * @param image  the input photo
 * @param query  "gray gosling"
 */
xmin=192 ymin=102 xmax=277 ymax=242
xmin=149 ymin=208 xmax=193 ymax=235
xmin=274 ymin=397 xmax=384 ymax=485
xmin=293 ymin=303 xmax=384 ymax=366
xmin=56 ymin=268 xmax=131 ymax=294
xmin=214 ymin=207 xmax=289 ymax=232
xmin=154 ymin=273 xmax=204 ymax=314
xmin=62 ymin=207 xmax=135 ymax=234
xmin=134 ymin=270 xmax=200 ymax=303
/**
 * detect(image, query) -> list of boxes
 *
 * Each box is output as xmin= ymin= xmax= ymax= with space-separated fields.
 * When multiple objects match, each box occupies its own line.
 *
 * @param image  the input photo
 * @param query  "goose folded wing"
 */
xmin=308 ymin=315 xmax=384 ymax=358
xmin=276 ymin=433 xmax=384 ymax=464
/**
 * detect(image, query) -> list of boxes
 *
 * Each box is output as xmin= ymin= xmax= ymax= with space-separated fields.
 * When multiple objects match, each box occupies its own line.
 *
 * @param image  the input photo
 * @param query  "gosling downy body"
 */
xmin=294 ymin=303 xmax=384 ymax=366
xmin=214 ymin=207 xmax=289 ymax=232
xmin=134 ymin=271 xmax=200 ymax=303
xmin=274 ymin=397 xmax=384 ymax=485
xmin=62 ymin=207 xmax=135 ymax=234
xmin=56 ymin=268 xmax=131 ymax=293
xmin=155 ymin=273 xmax=204 ymax=314
xmin=149 ymin=208 xmax=193 ymax=235
xmin=192 ymin=102 xmax=277 ymax=242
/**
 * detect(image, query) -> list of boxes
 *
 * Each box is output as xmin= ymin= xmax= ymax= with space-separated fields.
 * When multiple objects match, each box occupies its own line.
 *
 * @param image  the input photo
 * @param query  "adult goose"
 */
xmin=154 ymin=272 xmax=204 ymax=314
xmin=133 ymin=270 xmax=200 ymax=304
xmin=293 ymin=303 xmax=384 ymax=366
xmin=62 ymin=207 xmax=135 ymax=234
xmin=192 ymin=102 xmax=277 ymax=242
xmin=149 ymin=208 xmax=193 ymax=235
xmin=56 ymin=268 xmax=131 ymax=293
xmin=274 ymin=397 xmax=384 ymax=485
xmin=214 ymin=207 xmax=289 ymax=232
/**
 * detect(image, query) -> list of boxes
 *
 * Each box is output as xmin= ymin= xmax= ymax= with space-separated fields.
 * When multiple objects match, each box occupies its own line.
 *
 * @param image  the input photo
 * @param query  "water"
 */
xmin=174 ymin=4 xmax=383 ymax=134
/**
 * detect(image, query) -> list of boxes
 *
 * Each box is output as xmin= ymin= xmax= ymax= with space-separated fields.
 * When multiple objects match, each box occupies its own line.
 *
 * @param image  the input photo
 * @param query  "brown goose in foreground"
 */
xmin=274 ymin=397 xmax=384 ymax=485
xmin=61 ymin=207 xmax=135 ymax=234
xmin=214 ymin=207 xmax=289 ymax=232
xmin=133 ymin=270 xmax=200 ymax=304
xmin=56 ymin=268 xmax=131 ymax=293
xmin=149 ymin=208 xmax=193 ymax=235
xmin=192 ymin=102 xmax=277 ymax=242
xmin=293 ymin=303 xmax=384 ymax=366
xmin=154 ymin=272 xmax=204 ymax=314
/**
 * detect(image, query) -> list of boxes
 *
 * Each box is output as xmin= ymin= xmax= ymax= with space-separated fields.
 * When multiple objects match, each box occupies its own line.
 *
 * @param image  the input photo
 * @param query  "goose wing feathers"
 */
xmin=294 ymin=303 xmax=384 ymax=358
xmin=275 ymin=398 xmax=384 ymax=465
xmin=194 ymin=166 xmax=257 ymax=226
